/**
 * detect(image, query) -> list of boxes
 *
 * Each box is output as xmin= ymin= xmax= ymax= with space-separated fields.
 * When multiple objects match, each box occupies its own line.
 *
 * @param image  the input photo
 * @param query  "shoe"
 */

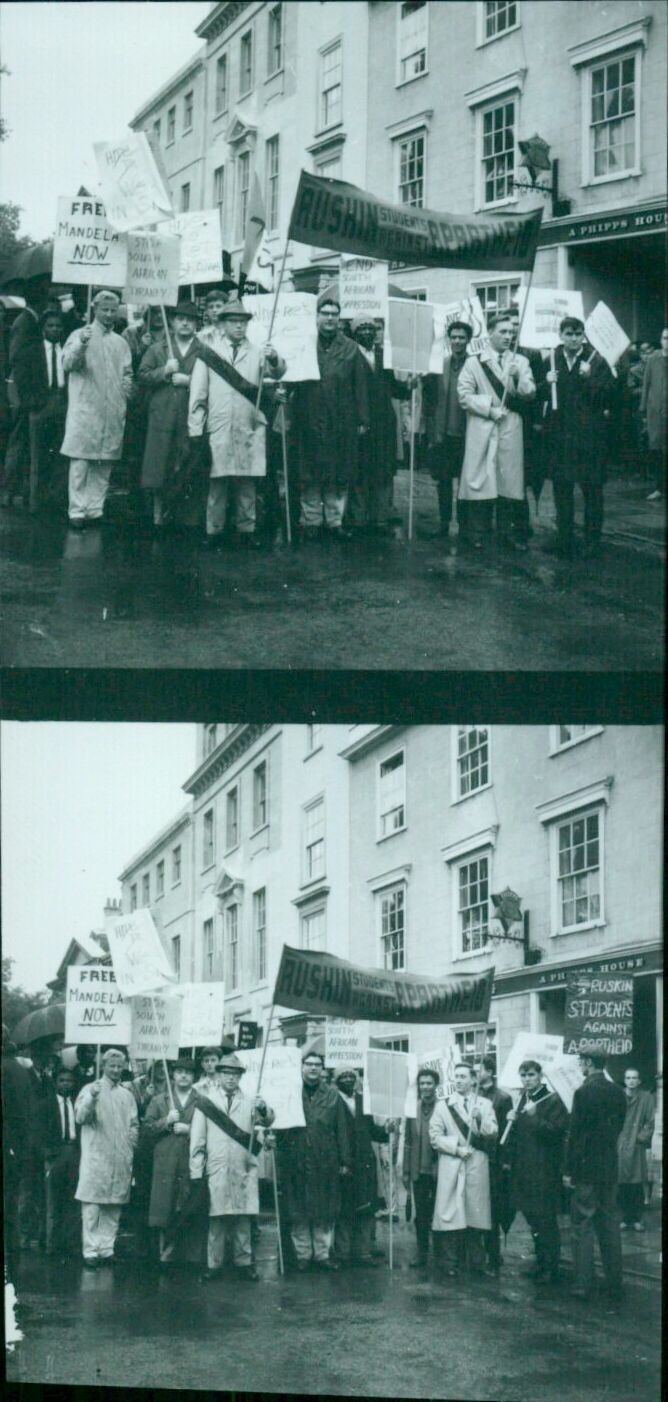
xmin=620 ymin=1222 xmax=628 ymax=1231
xmin=314 ymin=1258 xmax=339 ymax=1271
xmin=238 ymin=1266 xmax=259 ymax=1281
xmin=646 ymin=490 xmax=661 ymax=501
xmin=82 ymin=1258 xmax=99 ymax=1270
xmin=98 ymin=1256 xmax=114 ymax=1267
xmin=68 ymin=519 xmax=87 ymax=531
xmin=295 ymin=1260 xmax=310 ymax=1272
xmin=326 ymin=526 xmax=352 ymax=542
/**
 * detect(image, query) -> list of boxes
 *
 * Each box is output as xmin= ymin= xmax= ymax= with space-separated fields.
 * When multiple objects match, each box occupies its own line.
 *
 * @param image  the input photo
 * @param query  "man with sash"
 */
xmin=429 ymin=1062 xmax=498 ymax=1277
xmin=189 ymin=1051 xmax=274 ymax=1282
xmin=188 ymin=295 xmax=285 ymax=547
xmin=457 ymin=310 xmax=535 ymax=550
xmin=505 ymin=1058 xmax=569 ymax=1283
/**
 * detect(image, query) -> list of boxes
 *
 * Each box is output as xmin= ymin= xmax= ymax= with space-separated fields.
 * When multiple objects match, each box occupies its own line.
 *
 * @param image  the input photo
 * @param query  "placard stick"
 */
xmin=254 ymin=241 xmax=290 ymax=412
xmin=279 ymin=407 xmax=292 ymax=545
xmin=549 ymin=347 xmax=558 ymax=411
xmin=500 ymin=263 xmax=535 ymax=410
xmin=271 ymin=1149 xmax=285 ymax=1276
xmin=388 ymin=1050 xmax=394 ymax=1270
xmin=146 ymin=236 xmax=174 ymax=358
xmin=150 ymin=993 xmax=175 ymax=1111
xmin=96 ymin=1043 xmax=101 ymax=1079
xmin=86 ymin=285 xmax=93 ymax=324
xmin=407 ymin=300 xmax=418 ymax=542
xmin=247 ymin=1001 xmax=276 ymax=1167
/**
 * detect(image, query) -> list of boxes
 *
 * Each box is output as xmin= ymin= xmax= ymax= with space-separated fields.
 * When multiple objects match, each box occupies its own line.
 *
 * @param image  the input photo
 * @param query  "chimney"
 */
xmin=103 ymin=896 xmax=121 ymax=920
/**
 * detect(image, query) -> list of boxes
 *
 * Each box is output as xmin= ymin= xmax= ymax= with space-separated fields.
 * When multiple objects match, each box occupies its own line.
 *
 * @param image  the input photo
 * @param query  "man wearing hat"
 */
xmin=61 ymin=290 xmax=133 ymax=527
xmin=144 ymin=1057 xmax=201 ymax=1267
xmin=189 ymin=1051 xmax=274 ymax=1282
xmin=349 ymin=317 xmax=413 ymax=534
xmin=188 ymin=295 xmax=285 ymax=546
xmin=139 ymin=302 xmax=200 ymax=528
xmin=74 ymin=1047 xmax=138 ymax=1267
xmin=333 ymin=1065 xmax=392 ymax=1267
xmin=290 ymin=289 xmax=369 ymax=539
xmin=564 ymin=1044 xmax=626 ymax=1302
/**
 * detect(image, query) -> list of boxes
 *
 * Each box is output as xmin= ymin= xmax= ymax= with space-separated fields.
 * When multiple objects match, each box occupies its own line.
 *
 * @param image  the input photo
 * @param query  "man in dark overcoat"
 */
xmin=505 ymin=1058 xmax=568 ymax=1281
xmin=348 ymin=316 xmax=411 ymax=534
xmin=476 ymin=1055 xmax=514 ymax=1274
xmin=564 ymin=1044 xmax=626 ymax=1302
xmin=139 ymin=303 xmax=200 ymax=528
xmin=275 ymin=1050 xmax=352 ymax=1270
xmin=42 ymin=1063 xmax=80 ymax=1257
xmin=333 ymin=1065 xmax=391 ymax=1266
xmin=143 ymin=1057 xmax=203 ymax=1267
xmin=1 ymin=280 xmax=51 ymax=505
xmin=543 ymin=316 xmax=613 ymax=557
xmin=290 ymin=289 xmax=369 ymax=539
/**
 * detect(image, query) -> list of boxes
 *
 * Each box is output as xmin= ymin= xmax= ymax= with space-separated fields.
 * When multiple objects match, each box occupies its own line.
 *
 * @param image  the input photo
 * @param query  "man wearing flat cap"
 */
xmin=189 ymin=295 xmax=285 ymax=546
xmin=290 ymin=289 xmax=370 ymax=539
xmin=190 ymin=1051 xmax=274 ymax=1281
xmin=61 ymin=290 xmax=133 ymax=527
xmin=74 ymin=1047 xmax=138 ymax=1267
xmin=564 ymin=1043 xmax=626 ymax=1302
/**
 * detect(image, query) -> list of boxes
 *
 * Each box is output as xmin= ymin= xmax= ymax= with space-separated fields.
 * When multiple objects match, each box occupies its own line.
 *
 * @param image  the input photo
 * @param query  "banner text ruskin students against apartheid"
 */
xmin=274 ymin=946 xmax=494 ymax=1024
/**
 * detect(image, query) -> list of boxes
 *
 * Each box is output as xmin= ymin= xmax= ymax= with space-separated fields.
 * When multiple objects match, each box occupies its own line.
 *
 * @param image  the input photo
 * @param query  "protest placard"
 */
xmin=238 ymin=1045 xmax=306 ymax=1128
xmin=515 ymin=287 xmax=585 ymax=350
xmin=174 ymin=982 xmax=225 ymax=1047
xmin=93 ymin=132 xmax=174 ymax=232
xmin=429 ymin=295 xmax=489 ymax=371
xmin=339 ymin=255 xmax=389 ymax=321
xmin=52 ymin=196 xmax=128 ymax=287
xmin=384 ymin=298 xmax=434 ymax=373
xmin=65 ymin=965 xmax=132 ymax=1045
xmin=237 ymin=1021 xmax=259 ymax=1050
xmin=404 ymin=1037 xmax=458 ymax=1116
xmin=564 ymin=973 xmax=633 ymax=1056
xmin=130 ymin=995 xmax=183 ymax=1061
xmin=106 ymin=908 xmax=177 ymax=999
xmin=544 ymin=1055 xmax=585 ymax=1113
xmin=362 ymin=1048 xmax=409 ymax=1119
xmin=159 ymin=210 xmax=222 ymax=286
xmin=124 ymin=232 xmax=181 ymax=308
xmin=584 ymin=300 xmax=630 ymax=371
xmin=243 ymin=292 xmax=319 ymax=381
xmin=325 ymin=1018 xmax=370 ymax=1068
xmin=497 ymin=1032 xmax=565 ymax=1090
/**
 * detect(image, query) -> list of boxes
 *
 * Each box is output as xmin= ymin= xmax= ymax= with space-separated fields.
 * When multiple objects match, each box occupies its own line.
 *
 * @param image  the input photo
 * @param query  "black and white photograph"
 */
xmin=1 ymin=721 xmax=663 ymax=1399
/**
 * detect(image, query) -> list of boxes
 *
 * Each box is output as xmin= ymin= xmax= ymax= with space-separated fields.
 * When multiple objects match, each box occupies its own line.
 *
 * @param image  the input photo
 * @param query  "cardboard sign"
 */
xmin=404 ymin=1038 xmax=458 ymax=1117
xmin=124 ymin=232 xmax=181 ymax=307
xmin=65 ymin=965 xmax=132 ymax=1045
xmin=584 ymin=300 xmax=630 ymax=370
xmin=544 ymin=1055 xmax=584 ymax=1113
xmin=159 ymin=209 xmax=222 ymax=286
xmin=339 ymin=255 xmax=389 ymax=321
xmin=385 ymin=298 xmax=434 ymax=373
xmin=237 ymin=1020 xmax=259 ymax=1050
xmin=564 ymin=974 xmax=633 ymax=1056
xmin=130 ymin=994 xmax=183 ymax=1061
xmin=497 ymin=1032 xmax=565 ymax=1091
xmin=106 ymin=908 xmax=177 ymax=998
xmin=244 ymin=292 xmax=319 ymax=382
xmin=94 ymin=132 xmax=174 ymax=232
xmin=238 ymin=1045 xmax=306 ymax=1128
xmin=516 ymin=287 xmax=585 ymax=350
xmin=429 ymin=295 xmax=489 ymax=371
xmin=52 ymin=196 xmax=128 ymax=287
xmin=362 ymin=1048 xmax=409 ymax=1119
xmin=174 ymin=982 xmax=225 ymax=1047
xmin=325 ymin=1018 xmax=370 ymax=1068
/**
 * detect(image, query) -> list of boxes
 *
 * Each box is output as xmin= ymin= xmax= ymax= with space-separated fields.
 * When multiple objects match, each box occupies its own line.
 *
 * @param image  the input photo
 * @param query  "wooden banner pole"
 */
xmin=280 ymin=409 xmax=292 ymax=545
xmin=500 ymin=263 xmax=535 ymax=410
xmin=96 ymin=1043 xmax=101 ymax=1079
xmin=146 ymin=235 xmax=174 ymax=358
xmin=549 ymin=347 xmax=558 ymax=412
xmin=388 ymin=1049 xmax=394 ymax=1270
xmin=254 ymin=241 xmax=290 ymax=413
xmin=150 ymin=993 xmax=176 ymax=1111
xmin=247 ymin=1001 xmax=276 ymax=1168
xmin=271 ymin=1149 xmax=285 ymax=1276
xmin=86 ymin=285 xmax=93 ymax=324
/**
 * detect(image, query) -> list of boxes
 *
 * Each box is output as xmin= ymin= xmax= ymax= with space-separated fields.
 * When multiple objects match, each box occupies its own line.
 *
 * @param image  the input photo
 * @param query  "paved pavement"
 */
xmin=1 ymin=472 xmax=663 ymax=671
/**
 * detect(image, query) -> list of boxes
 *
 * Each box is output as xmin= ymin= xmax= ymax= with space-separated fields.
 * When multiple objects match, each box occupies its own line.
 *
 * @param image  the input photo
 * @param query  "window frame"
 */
xmin=376 ymin=880 xmax=407 ymax=972
xmin=215 ymin=52 xmax=229 ymax=115
xmin=130 ymin=883 xmax=138 ymax=912
xmin=226 ymin=902 xmax=239 ymax=989
xmin=180 ymin=183 xmax=191 ymax=213
xmin=253 ymin=886 xmax=267 ymax=983
xmin=239 ymin=27 xmax=254 ymax=97
xmin=395 ymin=0 xmax=429 ymax=89
xmin=142 ymin=872 xmax=150 ymax=907
xmin=252 ymin=758 xmax=268 ymax=834
xmin=166 ymin=105 xmax=176 ymax=145
xmin=549 ymin=725 xmax=605 ymax=755
xmin=318 ymin=37 xmax=343 ymax=134
xmin=452 ymin=847 xmax=493 ymax=960
xmin=305 ymin=722 xmax=323 ymax=756
xmin=152 ymin=118 xmax=161 ymax=143
xmin=395 ymin=128 xmax=427 ymax=209
xmin=452 ymin=1021 xmax=499 ymax=1066
xmin=213 ymin=164 xmax=225 ymax=235
xmin=203 ymin=917 xmax=214 ymax=979
xmin=477 ymin=93 xmax=518 ymax=210
xmin=472 ymin=278 xmax=521 ymax=316
xmin=549 ymin=805 xmax=606 ymax=937
xmin=302 ymin=794 xmax=326 ymax=886
xmin=156 ymin=859 xmax=165 ymax=899
xmin=235 ymin=150 xmax=251 ymax=245
xmin=183 ymin=89 xmax=194 ymax=133
xmin=172 ymin=844 xmax=182 ymax=887
xmin=377 ymin=747 xmax=407 ymax=842
xmin=171 ymin=934 xmax=181 ymax=979
xmin=225 ymin=785 xmax=240 ymax=852
xmin=267 ymin=3 xmax=283 ymax=78
xmin=202 ymin=807 xmax=215 ymax=870
xmin=582 ymin=48 xmax=642 ymax=187
xmin=451 ymin=725 xmax=492 ymax=804
xmin=265 ymin=134 xmax=280 ymax=233
xmin=476 ymin=0 xmax=521 ymax=47
xmin=300 ymin=904 xmax=327 ymax=952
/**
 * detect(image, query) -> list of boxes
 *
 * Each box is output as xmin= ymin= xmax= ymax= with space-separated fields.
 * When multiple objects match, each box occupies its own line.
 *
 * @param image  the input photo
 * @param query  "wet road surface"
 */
xmin=6 ymin=1213 xmax=661 ymax=1400
xmin=1 ymin=474 xmax=664 ymax=671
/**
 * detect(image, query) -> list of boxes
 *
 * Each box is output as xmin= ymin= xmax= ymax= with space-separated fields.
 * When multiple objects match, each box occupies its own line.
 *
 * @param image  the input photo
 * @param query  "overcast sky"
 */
xmin=1 ymin=723 xmax=198 ymax=992
xmin=1 ymin=1 xmax=211 ymax=242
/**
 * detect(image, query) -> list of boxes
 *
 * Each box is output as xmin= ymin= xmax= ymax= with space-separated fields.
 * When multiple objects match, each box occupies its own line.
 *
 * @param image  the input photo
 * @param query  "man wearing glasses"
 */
xmin=505 ymin=1059 xmax=568 ymax=1283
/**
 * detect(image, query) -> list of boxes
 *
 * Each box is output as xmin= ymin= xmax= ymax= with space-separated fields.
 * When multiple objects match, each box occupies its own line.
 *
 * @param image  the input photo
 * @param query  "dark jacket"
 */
xmin=543 ymin=344 xmax=612 ymax=484
xmin=1 ymin=1052 xmax=33 ymax=1164
xmin=9 ymin=307 xmax=49 ymax=412
xmin=355 ymin=344 xmax=410 ymax=484
xmin=42 ymin=1085 xmax=81 ymax=1161
xmin=139 ymin=337 xmax=199 ymax=490
xmin=276 ymin=1080 xmax=353 ymax=1224
xmin=565 ymin=1072 xmax=626 ymax=1185
xmin=338 ymin=1089 xmax=388 ymax=1217
xmin=423 ymin=354 xmax=469 ymax=445
xmin=291 ymin=331 xmax=369 ymax=492
xmin=403 ymin=1101 xmax=438 ymax=1182
xmin=509 ymin=1083 xmax=569 ymax=1216
xmin=144 ymin=1088 xmax=199 ymax=1228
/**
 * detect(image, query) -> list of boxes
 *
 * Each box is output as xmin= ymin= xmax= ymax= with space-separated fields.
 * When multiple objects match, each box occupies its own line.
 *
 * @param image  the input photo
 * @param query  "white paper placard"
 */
xmin=238 ymin=1045 xmax=306 ymax=1128
xmin=94 ymin=132 xmax=173 ymax=232
xmin=65 ymin=965 xmax=132 ymax=1045
xmin=584 ymin=300 xmax=630 ymax=370
xmin=106 ymin=908 xmax=177 ymax=998
xmin=130 ymin=994 xmax=182 ymax=1061
xmin=124 ymin=232 xmax=181 ymax=307
xmin=159 ymin=209 xmax=222 ymax=286
xmin=429 ymin=295 xmax=489 ymax=371
xmin=544 ymin=1055 xmax=585 ymax=1113
xmin=497 ymin=1032 xmax=565 ymax=1091
xmin=339 ymin=255 xmax=389 ymax=321
xmin=244 ymin=291 xmax=320 ymax=382
xmin=325 ymin=1018 xmax=370 ymax=1068
xmin=174 ymin=982 xmax=225 ymax=1047
xmin=516 ymin=287 xmax=585 ymax=350
xmin=362 ymin=1047 xmax=409 ymax=1119
xmin=52 ymin=196 xmax=128 ymax=287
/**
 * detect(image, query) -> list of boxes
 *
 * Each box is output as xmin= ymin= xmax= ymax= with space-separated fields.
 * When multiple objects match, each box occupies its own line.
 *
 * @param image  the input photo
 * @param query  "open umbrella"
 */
xmin=12 ymin=1003 xmax=65 ymax=1046
xmin=7 ymin=242 xmax=54 ymax=282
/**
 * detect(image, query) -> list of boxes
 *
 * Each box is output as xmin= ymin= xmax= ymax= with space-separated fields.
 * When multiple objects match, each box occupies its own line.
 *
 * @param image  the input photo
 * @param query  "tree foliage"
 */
xmin=2 ymin=957 xmax=49 ymax=1034
xmin=0 ymin=202 xmax=32 ymax=267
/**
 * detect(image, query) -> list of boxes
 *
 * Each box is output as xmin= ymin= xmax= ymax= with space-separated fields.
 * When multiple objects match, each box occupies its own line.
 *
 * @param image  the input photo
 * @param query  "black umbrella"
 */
xmin=3 ymin=241 xmax=53 ymax=284
xmin=12 ymin=1003 xmax=64 ymax=1046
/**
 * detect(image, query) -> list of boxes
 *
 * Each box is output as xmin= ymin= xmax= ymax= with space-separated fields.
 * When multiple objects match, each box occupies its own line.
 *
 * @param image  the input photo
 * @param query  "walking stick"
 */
xmin=407 ymin=300 xmax=418 ymax=542
xmin=271 ymin=1148 xmax=285 ymax=1276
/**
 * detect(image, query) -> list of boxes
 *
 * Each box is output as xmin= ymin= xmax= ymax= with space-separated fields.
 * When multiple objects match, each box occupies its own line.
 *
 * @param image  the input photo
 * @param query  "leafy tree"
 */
xmin=2 ymin=957 xmax=49 ymax=1034
xmin=0 ymin=201 xmax=32 ymax=268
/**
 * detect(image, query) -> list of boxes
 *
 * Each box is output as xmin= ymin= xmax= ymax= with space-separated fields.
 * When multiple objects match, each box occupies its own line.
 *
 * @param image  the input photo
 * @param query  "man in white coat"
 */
xmin=429 ymin=1062 xmax=498 ymax=1277
xmin=457 ymin=311 xmax=535 ymax=550
xmin=190 ymin=1051 xmax=274 ymax=1282
xmin=60 ymin=290 xmax=133 ymax=528
xmin=188 ymin=297 xmax=285 ymax=547
xmin=74 ymin=1047 xmax=139 ymax=1268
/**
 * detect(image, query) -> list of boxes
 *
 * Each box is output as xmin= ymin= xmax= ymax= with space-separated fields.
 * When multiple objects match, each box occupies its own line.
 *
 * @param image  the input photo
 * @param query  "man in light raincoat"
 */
xmin=188 ymin=296 xmax=285 ymax=546
xmin=457 ymin=310 xmax=535 ymax=550
xmin=61 ymin=290 xmax=133 ymax=527
xmin=74 ymin=1047 xmax=138 ymax=1267
xmin=190 ymin=1051 xmax=274 ymax=1282
xmin=429 ymin=1062 xmax=497 ymax=1277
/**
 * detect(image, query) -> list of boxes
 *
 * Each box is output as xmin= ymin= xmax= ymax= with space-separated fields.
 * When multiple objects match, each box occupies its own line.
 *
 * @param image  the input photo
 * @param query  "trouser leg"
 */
xmin=235 ymin=479 xmax=257 ymax=534
xmin=582 ymin=482 xmax=604 ymax=541
xmin=353 ymin=1214 xmax=374 ymax=1260
xmin=300 ymin=488 xmax=324 ymax=528
xmin=619 ymin=1182 xmax=644 ymax=1225
xmin=207 ymin=1216 xmax=228 ymax=1270
xmin=526 ymin=1210 xmax=560 ymax=1273
xmin=68 ymin=459 xmax=91 ymax=521
xmin=323 ymin=491 xmax=347 ymax=530
xmin=312 ymin=1223 xmax=334 ymax=1261
xmin=594 ymin=1183 xmax=623 ymax=1290
xmin=87 ymin=461 xmax=112 ymax=519
xmin=413 ymin=1175 xmax=436 ymax=1260
xmin=334 ymin=1213 xmax=353 ymax=1262
xmin=465 ymin=1227 xmax=485 ymax=1273
xmin=290 ymin=1221 xmax=313 ymax=1261
xmin=206 ymin=478 xmax=229 ymax=536
xmin=81 ymin=1203 xmax=100 ymax=1259
xmin=437 ymin=479 xmax=454 ymax=532
xmin=97 ymin=1204 xmax=122 ymax=1257
xmin=159 ymin=1229 xmax=175 ymax=1263
xmin=552 ymin=479 xmax=575 ymax=545
xmin=485 ymin=1222 xmax=501 ymax=1270
xmin=232 ymin=1215 xmax=252 ymax=1268
xmin=570 ymin=1183 xmax=597 ymax=1293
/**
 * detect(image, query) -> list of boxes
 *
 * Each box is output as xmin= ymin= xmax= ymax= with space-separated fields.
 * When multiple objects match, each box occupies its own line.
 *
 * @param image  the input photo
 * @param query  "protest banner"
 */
xmin=325 ymin=1017 xmax=370 ymax=1068
xmin=238 ymin=1045 xmax=306 ymax=1128
xmin=385 ymin=297 xmax=434 ymax=374
xmin=52 ymin=196 xmax=128 ymax=287
xmin=274 ymin=945 xmax=494 ymax=1024
xmin=65 ymin=965 xmax=132 ymax=1045
xmin=288 ymin=170 xmax=543 ymax=271
xmin=564 ymin=973 xmax=633 ymax=1056
xmin=497 ymin=1032 xmax=565 ymax=1090
xmin=106 ymin=907 xmax=178 ymax=999
xmin=544 ymin=1055 xmax=585 ymax=1113
xmin=363 ymin=1048 xmax=409 ymax=1119
xmin=404 ymin=1037 xmax=458 ymax=1116
xmin=584 ymin=300 xmax=630 ymax=372
xmin=130 ymin=994 xmax=183 ymax=1061
xmin=159 ymin=209 xmax=222 ymax=286
xmin=124 ymin=232 xmax=181 ymax=308
xmin=174 ymin=982 xmax=225 ymax=1048
xmin=243 ymin=292 xmax=319 ymax=382
xmin=429 ymin=295 xmax=489 ymax=371
xmin=93 ymin=132 xmax=174 ymax=232
xmin=515 ymin=287 xmax=585 ymax=350
xmin=339 ymin=255 xmax=389 ymax=321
